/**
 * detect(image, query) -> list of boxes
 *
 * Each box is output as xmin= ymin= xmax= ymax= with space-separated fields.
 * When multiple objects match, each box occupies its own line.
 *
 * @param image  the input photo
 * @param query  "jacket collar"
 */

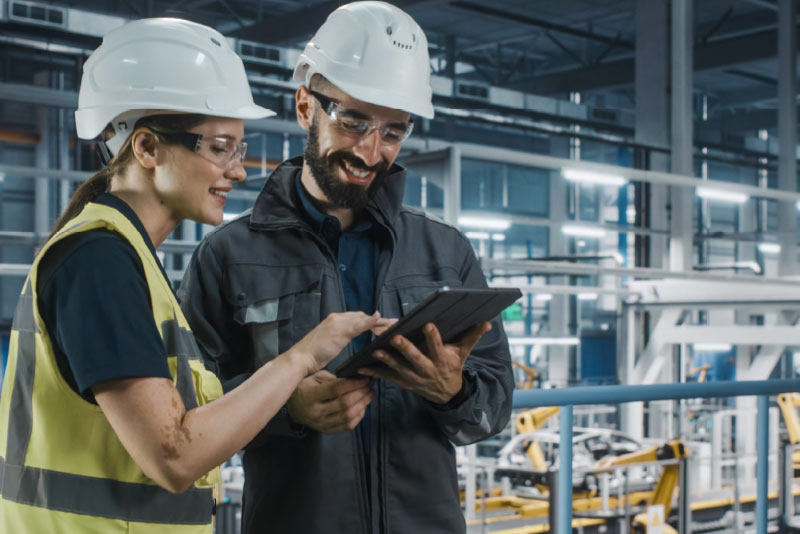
xmin=249 ymin=155 xmax=407 ymax=230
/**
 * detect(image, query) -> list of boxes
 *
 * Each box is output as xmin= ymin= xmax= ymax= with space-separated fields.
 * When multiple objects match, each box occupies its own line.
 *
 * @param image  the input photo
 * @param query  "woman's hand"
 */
xmin=290 ymin=311 xmax=382 ymax=375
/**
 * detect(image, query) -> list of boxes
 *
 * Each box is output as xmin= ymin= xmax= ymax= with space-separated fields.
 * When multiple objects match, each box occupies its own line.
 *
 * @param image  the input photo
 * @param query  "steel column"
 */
xmin=756 ymin=394 xmax=769 ymax=534
xmin=669 ymin=0 xmax=694 ymax=273
xmin=443 ymin=145 xmax=461 ymax=225
xmin=557 ymin=405 xmax=573 ymax=533
xmin=778 ymin=0 xmax=798 ymax=276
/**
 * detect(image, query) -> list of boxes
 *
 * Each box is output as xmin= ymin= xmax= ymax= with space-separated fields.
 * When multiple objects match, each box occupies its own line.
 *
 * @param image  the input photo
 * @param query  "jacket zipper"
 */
xmin=256 ymin=218 xmax=391 ymax=534
xmin=266 ymin=220 xmax=373 ymax=533
xmin=369 ymin=211 xmax=396 ymax=534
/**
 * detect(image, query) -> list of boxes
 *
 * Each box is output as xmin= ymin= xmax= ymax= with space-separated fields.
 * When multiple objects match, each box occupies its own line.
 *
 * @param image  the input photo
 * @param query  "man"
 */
xmin=179 ymin=2 xmax=514 ymax=532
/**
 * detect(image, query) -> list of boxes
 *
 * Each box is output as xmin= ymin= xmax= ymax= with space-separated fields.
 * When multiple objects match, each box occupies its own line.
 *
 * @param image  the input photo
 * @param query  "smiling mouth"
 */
xmin=340 ymin=161 xmax=373 ymax=184
xmin=210 ymin=188 xmax=227 ymax=199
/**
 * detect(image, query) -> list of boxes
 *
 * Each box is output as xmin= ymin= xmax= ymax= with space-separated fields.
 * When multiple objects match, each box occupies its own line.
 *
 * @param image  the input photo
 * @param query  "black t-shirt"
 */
xmin=37 ymin=193 xmax=172 ymax=403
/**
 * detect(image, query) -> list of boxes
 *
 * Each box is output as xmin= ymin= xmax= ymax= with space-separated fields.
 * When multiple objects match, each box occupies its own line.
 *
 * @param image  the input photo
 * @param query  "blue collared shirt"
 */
xmin=296 ymin=176 xmax=380 ymax=476
xmin=296 ymin=176 xmax=379 ymax=351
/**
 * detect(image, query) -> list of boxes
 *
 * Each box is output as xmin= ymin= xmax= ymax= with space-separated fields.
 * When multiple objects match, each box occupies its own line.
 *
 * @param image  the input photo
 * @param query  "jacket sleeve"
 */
xmin=423 ymin=238 xmax=515 ymax=446
xmin=178 ymin=237 xmax=304 ymax=444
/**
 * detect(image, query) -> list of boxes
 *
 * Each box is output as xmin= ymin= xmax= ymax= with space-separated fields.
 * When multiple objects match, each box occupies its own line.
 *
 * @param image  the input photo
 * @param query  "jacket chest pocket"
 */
xmin=225 ymin=264 xmax=323 ymax=368
xmin=391 ymin=279 xmax=464 ymax=317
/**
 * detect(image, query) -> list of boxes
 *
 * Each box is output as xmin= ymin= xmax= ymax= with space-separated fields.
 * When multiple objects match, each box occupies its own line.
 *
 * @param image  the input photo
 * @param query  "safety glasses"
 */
xmin=162 ymin=132 xmax=247 ymax=170
xmin=310 ymin=90 xmax=414 ymax=145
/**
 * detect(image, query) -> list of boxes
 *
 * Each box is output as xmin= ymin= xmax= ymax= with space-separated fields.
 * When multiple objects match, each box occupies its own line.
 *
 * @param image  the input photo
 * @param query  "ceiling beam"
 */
xmin=449 ymin=1 xmax=634 ymax=49
xmin=698 ymin=108 xmax=795 ymax=133
xmin=710 ymin=86 xmax=785 ymax=109
xmin=230 ymin=0 xmax=435 ymax=45
xmin=516 ymin=27 xmax=791 ymax=94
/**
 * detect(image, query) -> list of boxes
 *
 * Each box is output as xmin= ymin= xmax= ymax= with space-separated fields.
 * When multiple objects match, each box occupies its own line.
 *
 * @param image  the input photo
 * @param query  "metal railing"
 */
xmin=513 ymin=378 xmax=800 ymax=534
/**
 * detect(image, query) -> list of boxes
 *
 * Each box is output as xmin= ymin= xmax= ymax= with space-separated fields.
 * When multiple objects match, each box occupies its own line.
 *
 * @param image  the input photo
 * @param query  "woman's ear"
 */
xmin=296 ymin=86 xmax=314 ymax=132
xmin=131 ymin=128 xmax=160 ymax=169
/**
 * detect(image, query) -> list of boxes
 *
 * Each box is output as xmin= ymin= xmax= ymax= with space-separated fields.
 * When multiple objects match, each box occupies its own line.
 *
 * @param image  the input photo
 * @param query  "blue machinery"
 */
xmin=513 ymin=378 xmax=800 ymax=534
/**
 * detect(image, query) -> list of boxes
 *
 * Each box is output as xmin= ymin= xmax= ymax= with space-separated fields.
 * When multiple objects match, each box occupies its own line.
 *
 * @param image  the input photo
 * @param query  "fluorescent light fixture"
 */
xmin=534 ymin=294 xmax=553 ymax=301
xmin=508 ymin=337 xmax=580 ymax=346
xmin=693 ymin=343 xmax=732 ymax=352
xmin=458 ymin=216 xmax=511 ymax=230
xmin=577 ymin=293 xmax=598 ymax=301
xmin=757 ymin=243 xmax=781 ymax=254
xmin=696 ymin=187 xmax=748 ymax=204
xmin=562 ymin=224 xmax=607 ymax=238
xmin=492 ymin=233 xmax=506 ymax=242
xmin=465 ymin=231 xmax=490 ymax=240
xmin=562 ymin=168 xmax=626 ymax=187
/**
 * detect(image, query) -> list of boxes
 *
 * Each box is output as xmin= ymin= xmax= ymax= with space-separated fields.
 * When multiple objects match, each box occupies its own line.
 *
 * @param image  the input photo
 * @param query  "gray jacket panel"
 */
xmin=178 ymin=156 xmax=514 ymax=534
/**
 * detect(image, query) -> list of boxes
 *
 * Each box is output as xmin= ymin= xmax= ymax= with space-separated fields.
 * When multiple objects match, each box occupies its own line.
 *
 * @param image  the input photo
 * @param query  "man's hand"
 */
xmin=287 ymin=371 xmax=374 ymax=433
xmin=358 ymin=322 xmax=491 ymax=404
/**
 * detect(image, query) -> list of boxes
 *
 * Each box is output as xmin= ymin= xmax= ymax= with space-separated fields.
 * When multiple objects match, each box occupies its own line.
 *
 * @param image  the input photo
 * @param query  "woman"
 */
xmin=0 ymin=18 xmax=381 ymax=533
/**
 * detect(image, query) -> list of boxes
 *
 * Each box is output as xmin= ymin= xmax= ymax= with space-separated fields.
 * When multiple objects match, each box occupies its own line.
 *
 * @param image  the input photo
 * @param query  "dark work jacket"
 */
xmin=178 ymin=156 xmax=514 ymax=534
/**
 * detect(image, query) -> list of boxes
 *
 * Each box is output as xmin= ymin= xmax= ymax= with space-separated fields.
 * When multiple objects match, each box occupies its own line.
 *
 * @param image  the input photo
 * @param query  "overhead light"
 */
xmin=696 ymin=187 xmax=748 ymax=204
xmin=758 ymin=243 xmax=781 ymax=254
xmin=577 ymin=293 xmax=598 ymax=301
xmin=534 ymin=294 xmax=553 ymax=301
xmin=693 ymin=343 xmax=732 ymax=352
xmin=458 ymin=216 xmax=511 ymax=230
xmin=465 ymin=231 xmax=490 ymax=240
xmin=508 ymin=337 xmax=580 ymax=346
xmin=492 ymin=233 xmax=506 ymax=242
xmin=562 ymin=224 xmax=606 ymax=238
xmin=562 ymin=168 xmax=626 ymax=187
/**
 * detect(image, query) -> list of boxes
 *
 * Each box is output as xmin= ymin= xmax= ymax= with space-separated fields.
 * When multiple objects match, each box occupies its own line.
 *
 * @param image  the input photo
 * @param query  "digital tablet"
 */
xmin=335 ymin=286 xmax=522 ymax=378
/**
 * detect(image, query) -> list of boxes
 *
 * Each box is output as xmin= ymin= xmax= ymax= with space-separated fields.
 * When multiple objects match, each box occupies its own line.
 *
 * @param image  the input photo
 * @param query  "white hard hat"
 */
xmin=293 ymin=1 xmax=434 ymax=119
xmin=75 ymin=17 xmax=274 ymax=155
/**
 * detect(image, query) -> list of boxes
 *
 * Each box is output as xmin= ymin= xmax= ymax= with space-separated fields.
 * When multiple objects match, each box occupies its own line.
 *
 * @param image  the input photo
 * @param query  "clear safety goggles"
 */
xmin=164 ymin=132 xmax=248 ymax=170
xmin=310 ymin=90 xmax=414 ymax=145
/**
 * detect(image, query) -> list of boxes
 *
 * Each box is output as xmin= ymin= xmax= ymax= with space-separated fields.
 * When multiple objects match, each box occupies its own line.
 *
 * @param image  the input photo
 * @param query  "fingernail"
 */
xmin=392 ymin=338 xmax=401 ymax=347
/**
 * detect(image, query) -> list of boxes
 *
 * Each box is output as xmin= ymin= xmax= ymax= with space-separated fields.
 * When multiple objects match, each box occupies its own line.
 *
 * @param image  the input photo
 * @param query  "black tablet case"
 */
xmin=335 ymin=287 xmax=522 ymax=378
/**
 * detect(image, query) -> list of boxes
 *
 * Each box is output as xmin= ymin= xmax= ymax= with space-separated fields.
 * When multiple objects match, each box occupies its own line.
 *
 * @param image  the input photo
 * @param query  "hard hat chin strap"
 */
xmin=96 ymin=141 xmax=114 ymax=166
xmin=96 ymin=109 xmax=148 ymax=165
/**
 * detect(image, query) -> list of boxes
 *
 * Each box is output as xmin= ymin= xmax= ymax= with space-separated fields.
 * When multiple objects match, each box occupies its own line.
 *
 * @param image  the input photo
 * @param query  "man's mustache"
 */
xmin=329 ymin=152 xmax=387 ymax=175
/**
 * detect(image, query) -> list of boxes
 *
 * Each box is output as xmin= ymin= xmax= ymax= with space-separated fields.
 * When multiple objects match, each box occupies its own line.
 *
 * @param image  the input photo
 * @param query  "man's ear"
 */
xmin=296 ymin=86 xmax=313 ymax=132
xmin=131 ymin=128 xmax=159 ymax=169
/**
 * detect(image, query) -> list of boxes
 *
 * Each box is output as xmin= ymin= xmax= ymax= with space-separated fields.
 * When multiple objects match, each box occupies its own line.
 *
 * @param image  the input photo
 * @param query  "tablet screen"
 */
xmin=335 ymin=287 xmax=521 ymax=378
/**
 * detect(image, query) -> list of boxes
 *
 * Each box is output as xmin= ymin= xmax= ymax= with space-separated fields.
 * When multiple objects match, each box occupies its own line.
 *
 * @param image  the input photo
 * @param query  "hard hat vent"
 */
xmin=392 ymin=39 xmax=413 ymax=50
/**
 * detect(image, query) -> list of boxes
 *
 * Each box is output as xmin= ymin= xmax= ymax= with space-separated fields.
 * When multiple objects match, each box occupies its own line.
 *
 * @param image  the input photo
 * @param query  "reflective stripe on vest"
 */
xmin=0 ymin=211 xmax=216 ymax=525
xmin=0 ymin=456 xmax=211 ymax=524
xmin=5 ymin=281 xmax=35 ymax=467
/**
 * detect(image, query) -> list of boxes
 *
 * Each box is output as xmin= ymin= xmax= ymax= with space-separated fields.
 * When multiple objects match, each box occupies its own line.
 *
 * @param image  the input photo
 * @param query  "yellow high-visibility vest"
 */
xmin=0 ymin=201 xmax=223 ymax=533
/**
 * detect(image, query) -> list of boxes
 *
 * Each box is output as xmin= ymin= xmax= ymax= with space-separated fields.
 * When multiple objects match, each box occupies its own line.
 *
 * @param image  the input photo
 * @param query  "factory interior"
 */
xmin=2 ymin=1 xmax=800 ymax=533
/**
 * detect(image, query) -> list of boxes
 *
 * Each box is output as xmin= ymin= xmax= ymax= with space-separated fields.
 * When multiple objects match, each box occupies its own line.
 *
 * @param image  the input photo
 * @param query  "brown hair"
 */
xmin=309 ymin=73 xmax=334 ymax=93
xmin=50 ymin=113 xmax=207 ymax=239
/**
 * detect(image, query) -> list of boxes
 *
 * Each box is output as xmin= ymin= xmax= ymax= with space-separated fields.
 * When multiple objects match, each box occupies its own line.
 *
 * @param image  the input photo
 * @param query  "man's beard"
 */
xmin=303 ymin=118 xmax=389 ymax=211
